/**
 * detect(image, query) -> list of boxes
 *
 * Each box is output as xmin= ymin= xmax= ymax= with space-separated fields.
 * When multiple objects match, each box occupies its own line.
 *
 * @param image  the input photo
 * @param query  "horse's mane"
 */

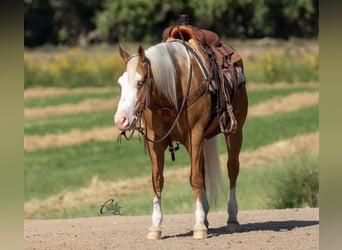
xmin=145 ymin=42 xmax=190 ymax=109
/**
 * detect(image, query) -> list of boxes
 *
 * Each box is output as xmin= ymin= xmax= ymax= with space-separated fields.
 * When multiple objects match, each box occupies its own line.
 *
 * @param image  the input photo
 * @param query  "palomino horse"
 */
xmin=114 ymin=40 xmax=248 ymax=239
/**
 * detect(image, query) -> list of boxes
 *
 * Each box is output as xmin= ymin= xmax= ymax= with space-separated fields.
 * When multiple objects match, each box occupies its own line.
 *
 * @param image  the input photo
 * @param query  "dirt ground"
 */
xmin=24 ymin=208 xmax=319 ymax=250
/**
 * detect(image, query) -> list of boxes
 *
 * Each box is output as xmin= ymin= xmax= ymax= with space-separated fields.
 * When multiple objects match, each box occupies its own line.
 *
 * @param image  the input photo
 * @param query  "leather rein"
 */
xmin=118 ymin=40 xmax=196 ymax=144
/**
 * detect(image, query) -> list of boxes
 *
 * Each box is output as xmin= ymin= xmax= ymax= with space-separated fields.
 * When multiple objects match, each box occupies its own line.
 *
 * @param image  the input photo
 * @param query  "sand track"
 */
xmin=24 ymin=208 xmax=319 ymax=249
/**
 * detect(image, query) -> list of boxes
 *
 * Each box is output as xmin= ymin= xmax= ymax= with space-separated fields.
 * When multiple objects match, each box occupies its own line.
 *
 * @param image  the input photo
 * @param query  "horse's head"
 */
xmin=114 ymin=44 xmax=151 ymax=131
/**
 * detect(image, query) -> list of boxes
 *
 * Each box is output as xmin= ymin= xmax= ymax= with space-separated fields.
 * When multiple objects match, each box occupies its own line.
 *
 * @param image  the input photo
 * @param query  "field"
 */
xmin=24 ymin=41 xmax=319 ymax=249
xmin=24 ymin=83 xmax=319 ymax=220
xmin=24 ymin=39 xmax=319 ymax=221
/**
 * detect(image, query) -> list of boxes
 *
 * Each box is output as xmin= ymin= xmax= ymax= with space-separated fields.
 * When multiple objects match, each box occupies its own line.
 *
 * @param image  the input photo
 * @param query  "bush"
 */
xmin=269 ymin=153 xmax=319 ymax=208
xmin=244 ymin=47 xmax=318 ymax=83
xmin=24 ymin=44 xmax=318 ymax=88
xmin=24 ymin=47 xmax=124 ymax=89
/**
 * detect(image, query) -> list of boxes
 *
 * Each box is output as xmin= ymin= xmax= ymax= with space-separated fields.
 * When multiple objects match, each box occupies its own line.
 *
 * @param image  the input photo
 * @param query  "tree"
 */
xmin=24 ymin=0 xmax=55 ymax=46
xmin=24 ymin=0 xmax=318 ymax=47
xmin=95 ymin=0 xmax=186 ymax=43
xmin=262 ymin=0 xmax=318 ymax=38
xmin=24 ymin=0 xmax=104 ymax=47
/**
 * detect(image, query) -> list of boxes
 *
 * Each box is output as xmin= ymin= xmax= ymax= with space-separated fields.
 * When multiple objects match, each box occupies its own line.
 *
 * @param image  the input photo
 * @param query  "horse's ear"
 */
xmin=138 ymin=44 xmax=145 ymax=62
xmin=119 ymin=43 xmax=129 ymax=62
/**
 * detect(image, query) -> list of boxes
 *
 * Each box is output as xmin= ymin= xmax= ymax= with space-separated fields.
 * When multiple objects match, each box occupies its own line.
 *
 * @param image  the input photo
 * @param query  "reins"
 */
xmin=118 ymin=39 xmax=194 ymax=146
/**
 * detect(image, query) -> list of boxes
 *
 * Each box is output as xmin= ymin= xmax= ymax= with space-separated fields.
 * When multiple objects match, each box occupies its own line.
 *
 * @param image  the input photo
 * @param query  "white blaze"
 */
xmin=114 ymin=56 xmax=142 ymax=130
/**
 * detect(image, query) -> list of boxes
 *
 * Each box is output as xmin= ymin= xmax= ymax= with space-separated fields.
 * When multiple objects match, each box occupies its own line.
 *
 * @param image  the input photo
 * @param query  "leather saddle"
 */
xmin=161 ymin=23 xmax=246 ymax=135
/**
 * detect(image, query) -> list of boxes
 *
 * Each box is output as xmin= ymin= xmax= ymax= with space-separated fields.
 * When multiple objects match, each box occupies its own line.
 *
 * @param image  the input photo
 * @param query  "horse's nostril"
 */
xmin=119 ymin=115 xmax=130 ymax=129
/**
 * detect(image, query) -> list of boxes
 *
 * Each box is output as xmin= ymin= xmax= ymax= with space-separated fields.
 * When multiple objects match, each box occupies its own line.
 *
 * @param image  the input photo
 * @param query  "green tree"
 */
xmin=24 ymin=0 xmax=318 ymax=46
xmin=25 ymin=0 xmax=104 ymax=47
xmin=95 ymin=0 xmax=185 ymax=43
xmin=50 ymin=0 xmax=104 ymax=45
xmin=262 ymin=0 xmax=318 ymax=38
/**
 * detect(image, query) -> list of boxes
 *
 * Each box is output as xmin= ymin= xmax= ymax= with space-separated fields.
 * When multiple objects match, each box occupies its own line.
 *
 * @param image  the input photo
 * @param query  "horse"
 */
xmin=114 ymin=40 xmax=248 ymax=239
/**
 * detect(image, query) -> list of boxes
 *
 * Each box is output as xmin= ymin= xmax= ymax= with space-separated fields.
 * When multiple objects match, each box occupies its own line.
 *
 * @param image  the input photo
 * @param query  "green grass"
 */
xmin=242 ymin=105 xmax=318 ymax=151
xmin=24 ymin=85 xmax=316 ymax=109
xmin=24 ymin=109 xmax=114 ymax=136
xmin=25 ymin=104 xmax=318 ymax=202
xmin=32 ymin=151 xmax=318 ymax=219
xmin=25 ymin=91 xmax=118 ymax=108
xmin=218 ymin=104 xmax=318 ymax=152
xmin=24 ymin=83 xmax=319 ymax=219
xmin=247 ymin=86 xmax=317 ymax=106
xmin=24 ymin=139 xmax=190 ymax=202
xmin=24 ymin=87 xmax=318 ymax=136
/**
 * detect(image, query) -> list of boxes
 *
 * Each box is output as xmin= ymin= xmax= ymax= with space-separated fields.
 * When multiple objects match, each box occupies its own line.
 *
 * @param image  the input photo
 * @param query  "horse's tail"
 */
xmin=203 ymin=135 xmax=223 ymax=205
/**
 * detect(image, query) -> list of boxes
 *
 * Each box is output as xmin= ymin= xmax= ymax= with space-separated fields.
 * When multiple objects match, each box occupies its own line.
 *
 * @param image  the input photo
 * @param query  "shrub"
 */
xmin=24 ymin=47 xmax=124 ymax=89
xmin=244 ymin=47 xmax=318 ymax=83
xmin=269 ymin=153 xmax=319 ymax=208
xmin=24 ymin=45 xmax=318 ymax=88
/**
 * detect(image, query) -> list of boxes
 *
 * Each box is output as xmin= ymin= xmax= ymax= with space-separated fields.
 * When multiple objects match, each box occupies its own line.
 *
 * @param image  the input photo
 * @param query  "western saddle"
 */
xmin=161 ymin=16 xmax=246 ymax=135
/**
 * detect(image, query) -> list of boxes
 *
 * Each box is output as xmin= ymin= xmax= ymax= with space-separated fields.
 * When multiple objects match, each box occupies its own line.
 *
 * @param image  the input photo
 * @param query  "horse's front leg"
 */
xmin=188 ymin=135 xmax=209 ymax=239
xmin=146 ymin=139 xmax=167 ymax=240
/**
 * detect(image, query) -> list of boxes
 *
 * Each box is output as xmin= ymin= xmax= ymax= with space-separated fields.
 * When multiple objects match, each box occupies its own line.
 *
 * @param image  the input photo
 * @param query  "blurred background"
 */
xmin=24 ymin=0 xmax=318 ymax=46
xmin=24 ymin=0 xmax=319 ymax=219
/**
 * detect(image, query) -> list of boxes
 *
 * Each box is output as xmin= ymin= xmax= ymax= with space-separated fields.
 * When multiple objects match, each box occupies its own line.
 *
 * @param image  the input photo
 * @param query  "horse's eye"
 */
xmin=137 ymin=80 xmax=144 ymax=88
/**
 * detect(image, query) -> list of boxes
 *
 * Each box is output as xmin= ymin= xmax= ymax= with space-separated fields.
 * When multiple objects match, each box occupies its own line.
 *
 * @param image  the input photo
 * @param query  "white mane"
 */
xmin=145 ymin=42 xmax=190 ymax=109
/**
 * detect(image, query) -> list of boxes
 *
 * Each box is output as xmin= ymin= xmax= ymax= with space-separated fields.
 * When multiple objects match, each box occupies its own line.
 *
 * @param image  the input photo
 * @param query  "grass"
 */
xmin=24 ymin=109 xmax=114 ymax=136
xmin=24 ymin=104 xmax=318 ymax=202
xmin=24 ymin=87 xmax=318 ymax=136
xmin=24 ymin=85 xmax=316 ymax=109
xmin=31 ymin=151 xmax=318 ymax=219
xmin=24 ymin=77 xmax=319 ymax=219
xmin=241 ymin=105 xmax=318 ymax=151
xmin=247 ymin=86 xmax=317 ymax=106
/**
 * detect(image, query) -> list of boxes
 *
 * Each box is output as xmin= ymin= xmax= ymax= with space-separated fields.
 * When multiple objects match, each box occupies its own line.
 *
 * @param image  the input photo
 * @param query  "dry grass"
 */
xmin=24 ymin=98 xmax=119 ymax=119
xmin=248 ymin=91 xmax=318 ymax=118
xmin=24 ymin=86 xmax=113 ymax=99
xmin=24 ymin=127 xmax=120 ymax=152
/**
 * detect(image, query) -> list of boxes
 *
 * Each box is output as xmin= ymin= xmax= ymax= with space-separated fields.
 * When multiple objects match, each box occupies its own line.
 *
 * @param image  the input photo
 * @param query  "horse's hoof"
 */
xmin=146 ymin=230 xmax=161 ymax=240
xmin=193 ymin=229 xmax=207 ymax=239
xmin=227 ymin=221 xmax=240 ymax=232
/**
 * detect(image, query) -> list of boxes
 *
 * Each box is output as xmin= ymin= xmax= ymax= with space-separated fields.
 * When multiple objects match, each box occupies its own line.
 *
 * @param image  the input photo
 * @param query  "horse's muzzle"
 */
xmin=115 ymin=115 xmax=130 ymax=131
xmin=115 ymin=112 xmax=137 ymax=131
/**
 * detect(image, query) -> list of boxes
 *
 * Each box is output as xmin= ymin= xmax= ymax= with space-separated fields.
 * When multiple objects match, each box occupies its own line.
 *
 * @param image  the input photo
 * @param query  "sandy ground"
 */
xmin=24 ymin=208 xmax=319 ymax=250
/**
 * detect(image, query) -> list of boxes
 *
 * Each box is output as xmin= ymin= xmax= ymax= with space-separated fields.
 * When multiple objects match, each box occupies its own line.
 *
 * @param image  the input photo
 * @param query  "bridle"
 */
xmin=117 ymin=41 xmax=194 ymax=145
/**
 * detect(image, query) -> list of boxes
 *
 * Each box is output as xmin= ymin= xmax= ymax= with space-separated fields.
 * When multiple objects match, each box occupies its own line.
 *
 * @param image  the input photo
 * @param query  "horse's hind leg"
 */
xmin=187 ymin=135 xmax=209 ymax=239
xmin=146 ymin=140 xmax=167 ymax=240
xmin=225 ymin=128 xmax=243 ymax=231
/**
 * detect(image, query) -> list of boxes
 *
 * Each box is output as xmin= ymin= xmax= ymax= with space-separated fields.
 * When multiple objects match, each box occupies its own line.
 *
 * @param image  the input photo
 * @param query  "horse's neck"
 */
xmin=149 ymin=47 xmax=205 ymax=109
xmin=151 ymin=87 xmax=175 ymax=108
